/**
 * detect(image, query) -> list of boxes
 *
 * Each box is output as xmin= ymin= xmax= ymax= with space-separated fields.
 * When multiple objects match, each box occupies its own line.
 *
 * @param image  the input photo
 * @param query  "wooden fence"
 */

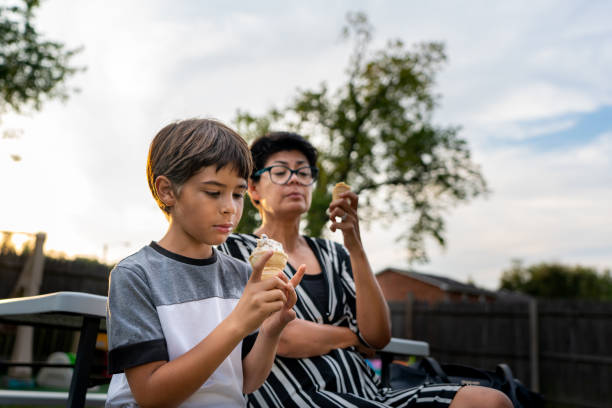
xmin=390 ymin=297 xmax=612 ymax=408
xmin=0 ymin=253 xmax=109 ymax=299
xmin=0 ymin=253 xmax=110 ymax=366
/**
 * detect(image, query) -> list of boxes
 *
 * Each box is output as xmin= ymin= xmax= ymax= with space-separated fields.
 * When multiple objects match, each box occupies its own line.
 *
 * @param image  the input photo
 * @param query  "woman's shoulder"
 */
xmin=304 ymin=236 xmax=348 ymax=257
xmin=224 ymin=233 xmax=258 ymax=246
xmin=218 ymin=233 xmax=258 ymax=261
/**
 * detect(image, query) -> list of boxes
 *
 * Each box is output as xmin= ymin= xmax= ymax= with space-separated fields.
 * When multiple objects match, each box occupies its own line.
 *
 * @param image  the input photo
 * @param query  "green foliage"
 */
xmin=0 ymin=231 xmax=17 ymax=255
xmin=70 ymin=255 xmax=112 ymax=269
xmin=0 ymin=0 xmax=82 ymax=113
xmin=500 ymin=259 xmax=612 ymax=300
xmin=236 ymin=196 xmax=260 ymax=237
xmin=234 ymin=12 xmax=488 ymax=262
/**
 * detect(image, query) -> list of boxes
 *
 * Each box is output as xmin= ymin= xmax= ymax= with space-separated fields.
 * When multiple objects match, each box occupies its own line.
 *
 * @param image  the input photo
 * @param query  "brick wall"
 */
xmin=376 ymin=271 xmax=447 ymax=302
xmin=376 ymin=271 xmax=491 ymax=303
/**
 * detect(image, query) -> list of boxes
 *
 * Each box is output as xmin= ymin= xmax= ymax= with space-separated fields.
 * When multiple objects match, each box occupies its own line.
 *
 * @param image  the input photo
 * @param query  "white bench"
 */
xmin=0 ymin=292 xmax=107 ymax=407
xmin=378 ymin=337 xmax=430 ymax=387
xmin=0 ymin=389 xmax=106 ymax=406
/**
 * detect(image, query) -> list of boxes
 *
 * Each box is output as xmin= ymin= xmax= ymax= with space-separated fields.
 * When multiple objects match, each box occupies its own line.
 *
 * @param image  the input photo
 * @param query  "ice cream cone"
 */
xmin=249 ymin=235 xmax=288 ymax=280
xmin=261 ymin=267 xmax=283 ymax=280
xmin=332 ymin=182 xmax=351 ymax=202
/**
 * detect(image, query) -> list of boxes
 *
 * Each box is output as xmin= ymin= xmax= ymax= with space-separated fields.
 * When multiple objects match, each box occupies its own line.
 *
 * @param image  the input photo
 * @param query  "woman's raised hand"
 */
xmin=329 ymin=190 xmax=362 ymax=249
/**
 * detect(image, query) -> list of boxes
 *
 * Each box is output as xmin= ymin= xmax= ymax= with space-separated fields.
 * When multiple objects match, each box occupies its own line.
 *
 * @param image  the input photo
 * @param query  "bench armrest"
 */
xmin=379 ymin=338 xmax=429 ymax=357
xmin=377 ymin=337 xmax=430 ymax=388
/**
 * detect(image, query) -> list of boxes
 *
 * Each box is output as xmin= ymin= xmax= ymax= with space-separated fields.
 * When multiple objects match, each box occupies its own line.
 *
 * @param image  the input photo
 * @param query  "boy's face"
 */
xmin=170 ymin=165 xmax=247 ymax=247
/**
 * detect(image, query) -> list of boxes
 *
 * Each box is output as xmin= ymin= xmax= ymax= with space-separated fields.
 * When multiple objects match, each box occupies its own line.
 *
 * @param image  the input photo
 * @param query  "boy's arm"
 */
xmin=125 ymin=252 xmax=289 ymax=408
xmin=242 ymin=265 xmax=305 ymax=394
xmin=126 ymin=315 xmax=247 ymax=407
xmin=241 ymin=319 xmax=282 ymax=394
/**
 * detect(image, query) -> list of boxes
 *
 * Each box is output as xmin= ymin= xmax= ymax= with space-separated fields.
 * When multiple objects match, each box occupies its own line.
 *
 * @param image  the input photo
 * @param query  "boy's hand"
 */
xmin=231 ymin=251 xmax=293 ymax=336
xmin=262 ymin=265 xmax=306 ymax=336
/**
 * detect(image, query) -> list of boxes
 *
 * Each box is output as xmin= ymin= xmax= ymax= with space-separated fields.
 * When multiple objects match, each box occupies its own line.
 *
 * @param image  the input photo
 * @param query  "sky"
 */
xmin=2 ymin=0 xmax=611 ymax=289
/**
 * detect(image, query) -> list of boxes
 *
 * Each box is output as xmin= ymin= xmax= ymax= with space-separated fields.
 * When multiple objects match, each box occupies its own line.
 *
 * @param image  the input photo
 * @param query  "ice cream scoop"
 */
xmin=249 ymin=234 xmax=288 ymax=280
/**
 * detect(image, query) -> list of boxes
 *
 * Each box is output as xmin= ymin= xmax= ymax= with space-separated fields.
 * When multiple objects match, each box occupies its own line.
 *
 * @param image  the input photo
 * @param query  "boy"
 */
xmin=106 ymin=119 xmax=305 ymax=407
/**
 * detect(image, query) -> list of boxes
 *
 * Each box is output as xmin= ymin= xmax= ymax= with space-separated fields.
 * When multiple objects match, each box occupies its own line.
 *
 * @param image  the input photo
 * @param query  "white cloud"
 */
xmin=518 ymin=119 xmax=576 ymax=140
xmin=365 ymin=131 xmax=612 ymax=289
xmin=472 ymin=83 xmax=597 ymax=124
xmin=430 ymin=1 xmax=612 ymax=128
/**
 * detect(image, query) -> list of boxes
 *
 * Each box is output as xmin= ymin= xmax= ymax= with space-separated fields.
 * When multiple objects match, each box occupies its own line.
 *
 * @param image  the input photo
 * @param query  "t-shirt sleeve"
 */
xmin=107 ymin=264 xmax=169 ymax=374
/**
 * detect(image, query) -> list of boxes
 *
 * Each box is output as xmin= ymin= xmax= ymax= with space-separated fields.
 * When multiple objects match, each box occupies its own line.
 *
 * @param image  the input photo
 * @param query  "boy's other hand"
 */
xmin=262 ymin=264 xmax=306 ymax=336
xmin=283 ymin=264 xmax=306 ymax=310
xmin=231 ymin=251 xmax=293 ymax=336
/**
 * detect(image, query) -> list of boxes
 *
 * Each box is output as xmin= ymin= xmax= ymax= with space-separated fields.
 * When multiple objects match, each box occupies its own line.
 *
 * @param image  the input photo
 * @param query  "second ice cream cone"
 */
xmin=332 ymin=182 xmax=351 ymax=202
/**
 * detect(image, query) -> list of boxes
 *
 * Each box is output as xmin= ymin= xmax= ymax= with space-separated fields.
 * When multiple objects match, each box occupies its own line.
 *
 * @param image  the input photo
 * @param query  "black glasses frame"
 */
xmin=254 ymin=165 xmax=319 ymax=185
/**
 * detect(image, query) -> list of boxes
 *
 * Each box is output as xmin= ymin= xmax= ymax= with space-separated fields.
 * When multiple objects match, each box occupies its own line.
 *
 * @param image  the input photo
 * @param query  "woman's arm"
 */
xmin=329 ymin=191 xmax=391 ymax=349
xmin=275 ymin=318 xmax=359 ymax=358
xmin=347 ymin=246 xmax=391 ymax=348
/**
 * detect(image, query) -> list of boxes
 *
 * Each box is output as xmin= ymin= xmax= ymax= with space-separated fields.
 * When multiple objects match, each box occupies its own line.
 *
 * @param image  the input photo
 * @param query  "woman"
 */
xmin=218 ymin=132 xmax=512 ymax=408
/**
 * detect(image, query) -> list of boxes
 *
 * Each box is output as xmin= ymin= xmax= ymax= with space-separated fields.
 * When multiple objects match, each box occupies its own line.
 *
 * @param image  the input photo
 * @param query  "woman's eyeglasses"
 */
xmin=254 ymin=165 xmax=318 ymax=186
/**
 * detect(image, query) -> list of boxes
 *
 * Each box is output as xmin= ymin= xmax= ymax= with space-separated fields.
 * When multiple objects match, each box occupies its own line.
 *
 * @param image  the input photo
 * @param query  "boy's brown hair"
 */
xmin=146 ymin=118 xmax=252 ymax=215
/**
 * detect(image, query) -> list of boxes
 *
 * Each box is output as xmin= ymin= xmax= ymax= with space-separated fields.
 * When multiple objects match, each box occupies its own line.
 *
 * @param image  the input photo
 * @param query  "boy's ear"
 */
xmin=247 ymin=180 xmax=261 ymax=206
xmin=155 ymin=175 xmax=176 ymax=208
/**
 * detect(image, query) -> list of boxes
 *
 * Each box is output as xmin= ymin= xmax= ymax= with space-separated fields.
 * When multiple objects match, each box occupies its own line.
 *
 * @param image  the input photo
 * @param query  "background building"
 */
xmin=376 ymin=268 xmax=497 ymax=303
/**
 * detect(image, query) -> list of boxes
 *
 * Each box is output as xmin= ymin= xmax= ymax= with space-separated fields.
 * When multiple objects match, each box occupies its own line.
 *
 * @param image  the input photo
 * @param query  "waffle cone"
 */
xmin=261 ymin=267 xmax=283 ymax=280
xmin=249 ymin=251 xmax=288 ymax=280
xmin=332 ymin=182 xmax=351 ymax=201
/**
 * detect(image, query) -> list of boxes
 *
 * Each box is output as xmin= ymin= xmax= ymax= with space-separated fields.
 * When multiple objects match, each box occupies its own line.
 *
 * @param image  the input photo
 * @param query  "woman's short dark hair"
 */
xmin=250 ymin=132 xmax=318 ymax=180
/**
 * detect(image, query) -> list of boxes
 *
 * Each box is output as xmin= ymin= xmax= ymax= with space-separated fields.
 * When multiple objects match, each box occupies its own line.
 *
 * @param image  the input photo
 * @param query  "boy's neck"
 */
xmin=158 ymin=230 xmax=214 ymax=260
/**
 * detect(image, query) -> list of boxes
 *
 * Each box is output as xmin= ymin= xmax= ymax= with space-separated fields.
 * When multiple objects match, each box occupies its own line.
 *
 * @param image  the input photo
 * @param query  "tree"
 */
xmin=0 ymin=231 xmax=17 ymax=255
xmin=500 ymin=259 xmax=612 ymax=300
xmin=234 ymin=12 xmax=488 ymax=263
xmin=1 ymin=0 xmax=82 ymax=161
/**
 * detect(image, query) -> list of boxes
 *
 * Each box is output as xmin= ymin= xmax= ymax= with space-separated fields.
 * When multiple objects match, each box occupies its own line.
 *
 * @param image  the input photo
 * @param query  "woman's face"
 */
xmin=250 ymin=149 xmax=314 ymax=219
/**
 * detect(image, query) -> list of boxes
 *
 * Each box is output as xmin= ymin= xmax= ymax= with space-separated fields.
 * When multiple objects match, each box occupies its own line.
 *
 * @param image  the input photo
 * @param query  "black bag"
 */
xmin=389 ymin=357 xmax=544 ymax=408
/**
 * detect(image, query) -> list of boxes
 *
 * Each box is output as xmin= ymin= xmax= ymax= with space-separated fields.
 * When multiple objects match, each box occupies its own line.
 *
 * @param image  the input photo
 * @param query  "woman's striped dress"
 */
xmin=218 ymin=233 xmax=460 ymax=408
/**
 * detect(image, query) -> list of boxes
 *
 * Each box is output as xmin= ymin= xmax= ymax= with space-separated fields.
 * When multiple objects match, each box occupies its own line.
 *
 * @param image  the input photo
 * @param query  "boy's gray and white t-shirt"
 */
xmin=106 ymin=242 xmax=251 ymax=408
